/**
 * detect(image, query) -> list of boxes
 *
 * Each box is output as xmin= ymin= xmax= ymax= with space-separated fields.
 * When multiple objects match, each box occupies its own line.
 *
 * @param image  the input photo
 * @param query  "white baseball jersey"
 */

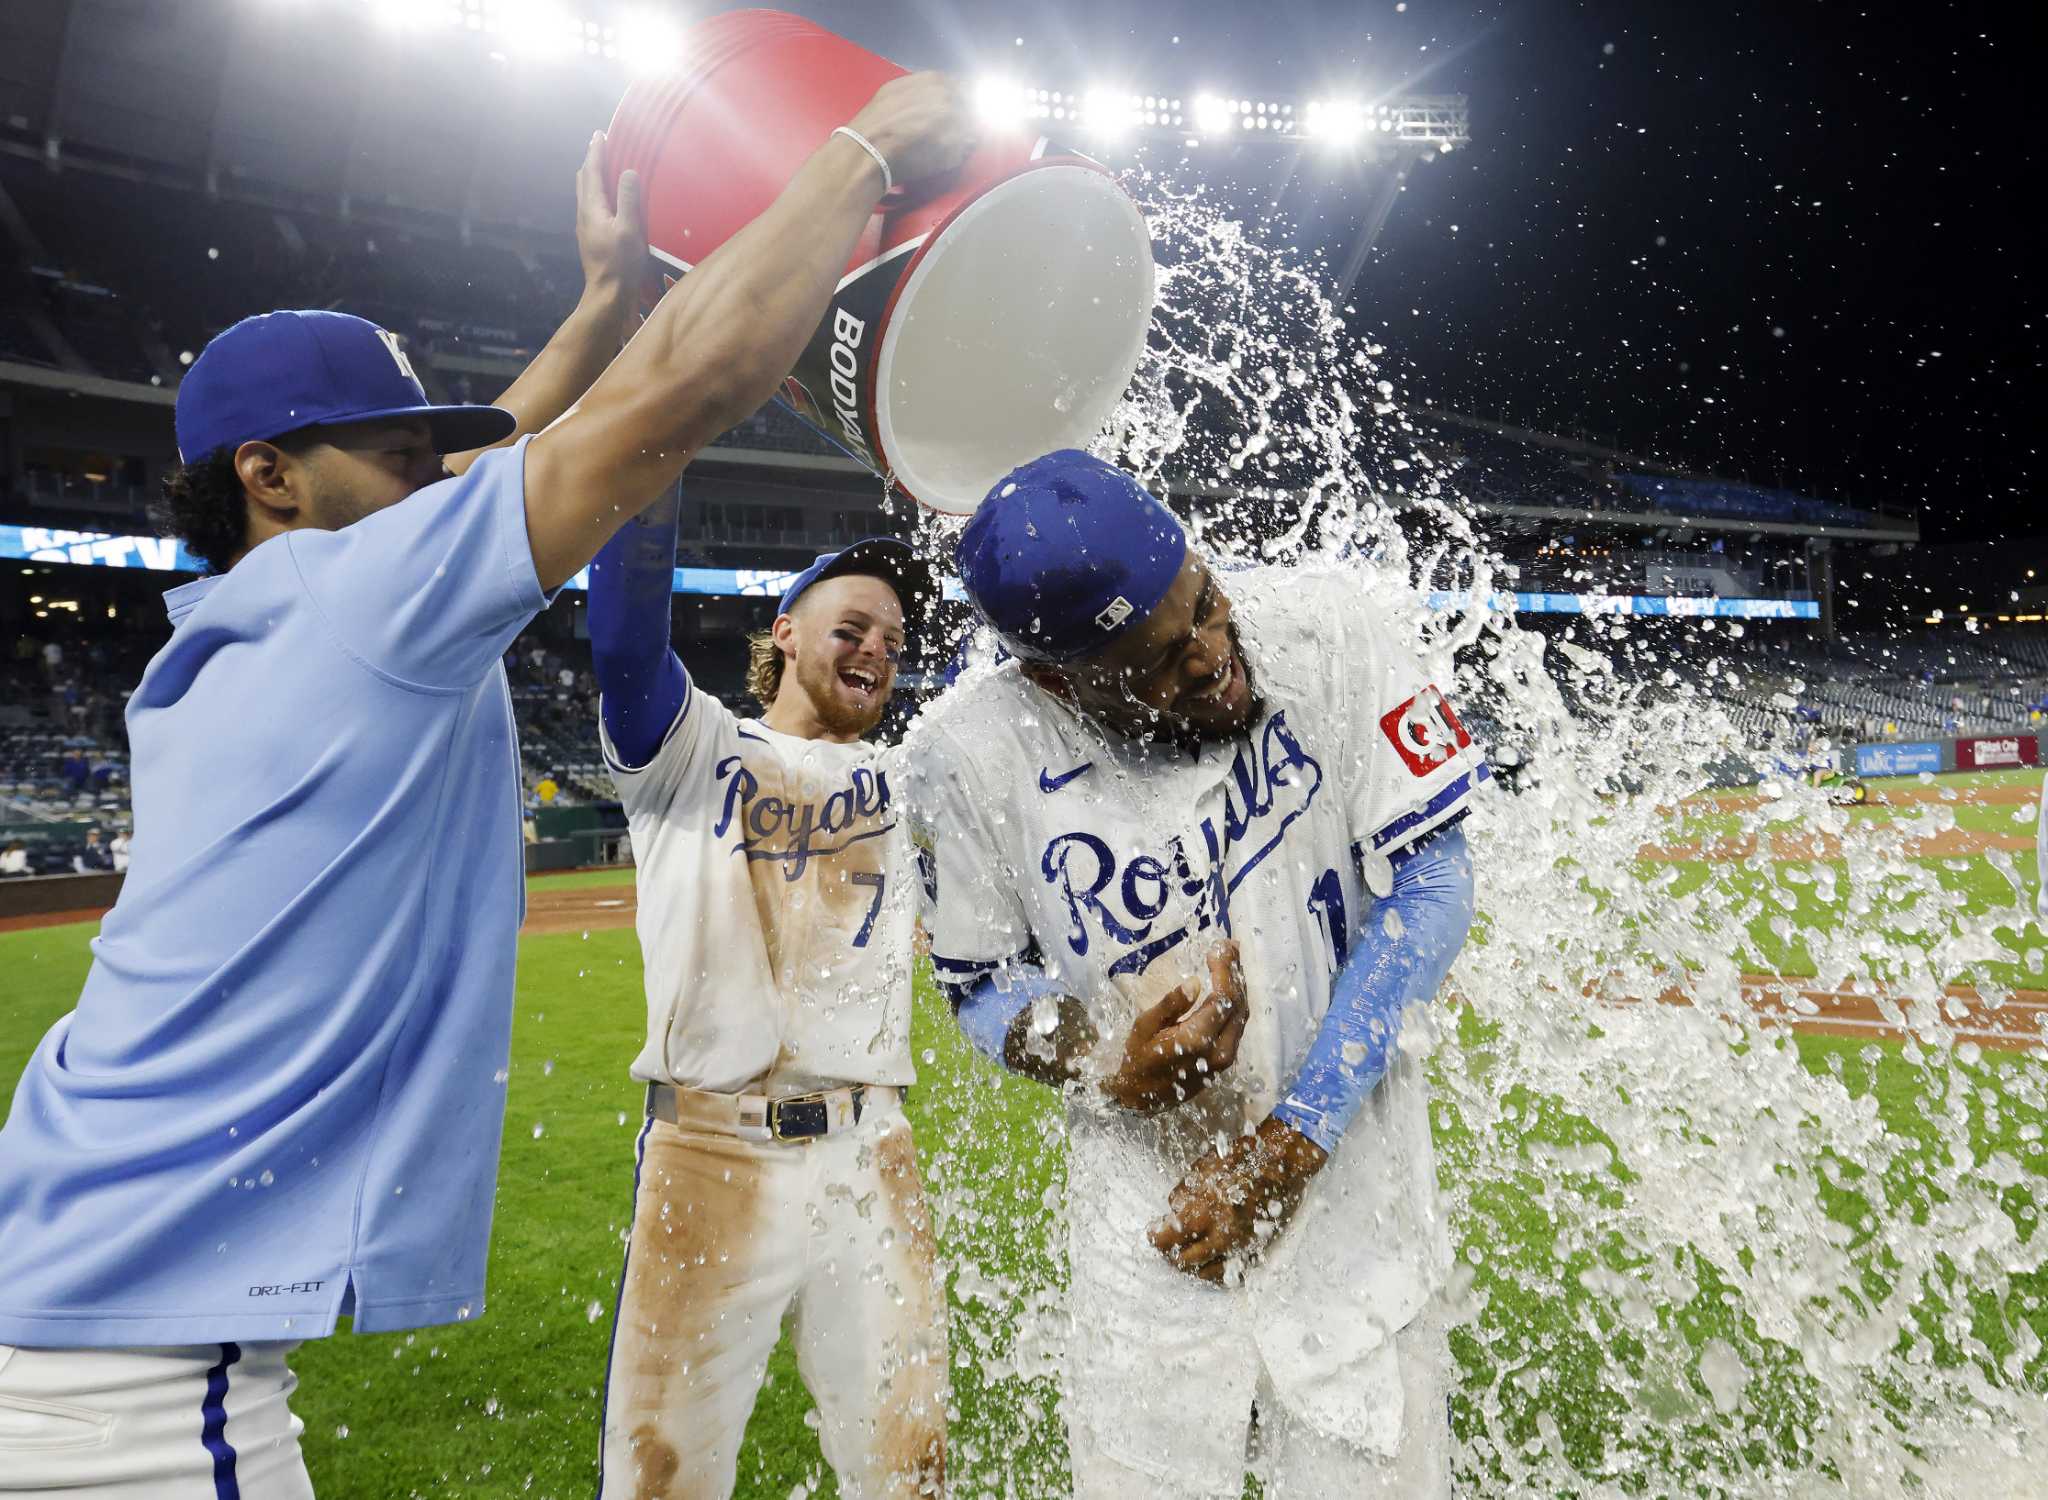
xmin=602 ymin=682 xmax=916 ymax=1094
xmin=2037 ymin=768 xmax=2046 ymax=921
xmin=905 ymin=565 xmax=1487 ymax=1455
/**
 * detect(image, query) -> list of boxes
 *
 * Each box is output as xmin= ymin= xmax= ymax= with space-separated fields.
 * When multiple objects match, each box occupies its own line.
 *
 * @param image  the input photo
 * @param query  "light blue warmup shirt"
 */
xmin=0 ymin=437 xmax=551 ymax=1347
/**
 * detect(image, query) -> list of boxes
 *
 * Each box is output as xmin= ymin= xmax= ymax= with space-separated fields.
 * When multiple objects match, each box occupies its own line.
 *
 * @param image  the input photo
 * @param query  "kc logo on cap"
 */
xmin=173 ymin=309 xmax=514 ymax=464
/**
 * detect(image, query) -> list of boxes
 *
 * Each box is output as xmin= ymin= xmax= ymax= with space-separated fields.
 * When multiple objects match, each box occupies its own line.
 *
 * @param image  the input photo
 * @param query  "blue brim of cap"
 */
xmin=317 ymin=401 xmax=519 ymax=456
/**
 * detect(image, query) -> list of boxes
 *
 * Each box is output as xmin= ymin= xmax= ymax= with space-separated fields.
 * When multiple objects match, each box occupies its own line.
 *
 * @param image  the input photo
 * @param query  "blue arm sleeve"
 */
xmin=947 ymin=963 xmax=1067 ymax=1066
xmin=1271 ymin=819 xmax=1475 ymax=1154
xmin=589 ymin=489 xmax=690 ymax=770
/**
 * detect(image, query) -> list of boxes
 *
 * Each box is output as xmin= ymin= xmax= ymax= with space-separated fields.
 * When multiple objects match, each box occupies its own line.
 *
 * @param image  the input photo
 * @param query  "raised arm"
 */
xmin=588 ymin=488 xmax=688 ymax=768
xmin=444 ymin=132 xmax=648 ymax=478
xmin=522 ymin=74 xmax=975 ymax=590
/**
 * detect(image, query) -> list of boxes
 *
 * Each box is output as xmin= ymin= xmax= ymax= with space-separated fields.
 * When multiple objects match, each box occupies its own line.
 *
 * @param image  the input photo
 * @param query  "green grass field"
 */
xmin=1 ymin=771 xmax=2043 ymax=1497
xmin=1657 ymin=771 xmax=2044 ymax=990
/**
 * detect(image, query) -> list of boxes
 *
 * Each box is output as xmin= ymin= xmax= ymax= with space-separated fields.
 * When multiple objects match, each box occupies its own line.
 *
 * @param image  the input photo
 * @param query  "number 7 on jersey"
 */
xmin=850 ymin=870 xmax=886 ymax=948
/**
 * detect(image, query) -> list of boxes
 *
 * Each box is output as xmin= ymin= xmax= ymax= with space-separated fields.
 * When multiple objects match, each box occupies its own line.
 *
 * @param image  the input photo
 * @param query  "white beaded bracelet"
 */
xmin=831 ymin=124 xmax=894 ymax=195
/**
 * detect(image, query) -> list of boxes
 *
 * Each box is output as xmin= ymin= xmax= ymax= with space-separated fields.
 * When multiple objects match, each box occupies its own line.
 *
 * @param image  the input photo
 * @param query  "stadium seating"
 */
xmin=1701 ymin=628 xmax=2048 ymax=743
xmin=0 ymin=156 xmax=844 ymax=469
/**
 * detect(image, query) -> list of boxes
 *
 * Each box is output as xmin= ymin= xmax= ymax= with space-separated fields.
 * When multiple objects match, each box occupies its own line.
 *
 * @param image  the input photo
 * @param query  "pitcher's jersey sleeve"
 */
xmin=598 ymin=672 xmax=740 ymax=819
xmin=1296 ymin=572 xmax=1489 ymax=859
xmin=903 ymin=724 xmax=1038 ymax=992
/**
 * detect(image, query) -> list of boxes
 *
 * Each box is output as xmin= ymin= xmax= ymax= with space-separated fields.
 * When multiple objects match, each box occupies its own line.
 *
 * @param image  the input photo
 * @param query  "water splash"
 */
xmin=919 ymin=175 xmax=2046 ymax=1497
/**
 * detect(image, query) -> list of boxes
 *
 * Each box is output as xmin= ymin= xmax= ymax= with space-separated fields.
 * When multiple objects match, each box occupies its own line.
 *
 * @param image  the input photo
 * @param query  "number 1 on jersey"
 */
xmin=850 ymin=871 xmax=886 ymax=948
xmin=1308 ymin=867 xmax=1348 ymax=972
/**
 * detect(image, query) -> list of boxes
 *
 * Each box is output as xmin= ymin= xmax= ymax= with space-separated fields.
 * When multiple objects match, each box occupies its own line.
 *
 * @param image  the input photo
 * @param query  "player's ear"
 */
xmin=770 ymin=611 xmax=799 ymax=657
xmin=233 ymin=439 xmax=301 ymax=526
xmin=1021 ymin=662 xmax=1075 ymax=702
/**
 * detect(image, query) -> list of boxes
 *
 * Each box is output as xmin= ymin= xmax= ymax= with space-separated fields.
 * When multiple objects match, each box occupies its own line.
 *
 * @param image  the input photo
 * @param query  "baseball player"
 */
xmin=587 ymin=496 xmax=945 ymax=1498
xmin=2036 ymin=766 xmax=2045 ymax=921
xmin=0 ymin=81 xmax=973 ymax=1498
xmin=904 ymin=450 xmax=1485 ymax=1498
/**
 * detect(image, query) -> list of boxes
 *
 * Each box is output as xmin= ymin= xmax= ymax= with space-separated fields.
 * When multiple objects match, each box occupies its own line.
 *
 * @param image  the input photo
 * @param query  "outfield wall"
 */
xmin=0 ymin=870 xmax=122 ymax=922
xmin=1852 ymin=734 xmax=2039 ymax=777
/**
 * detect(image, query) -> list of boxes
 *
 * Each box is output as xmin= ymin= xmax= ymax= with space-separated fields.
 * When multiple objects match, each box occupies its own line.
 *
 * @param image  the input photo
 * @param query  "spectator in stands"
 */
xmin=109 ymin=829 xmax=131 ymax=872
xmin=0 ymin=841 xmax=27 ymax=878
xmin=41 ymin=640 xmax=62 ymax=677
xmin=58 ymin=749 xmax=90 ymax=792
xmin=71 ymin=828 xmax=113 ymax=874
xmin=535 ymin=771 xmax=560 ymax=805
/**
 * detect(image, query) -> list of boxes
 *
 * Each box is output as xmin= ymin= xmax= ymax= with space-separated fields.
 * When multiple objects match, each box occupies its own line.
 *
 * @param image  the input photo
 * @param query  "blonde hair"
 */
xmin=746 ymin=629 xmax=786 ymax=709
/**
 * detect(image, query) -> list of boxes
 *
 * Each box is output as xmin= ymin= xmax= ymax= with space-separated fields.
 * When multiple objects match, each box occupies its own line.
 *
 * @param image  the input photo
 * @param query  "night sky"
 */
xmin=817 ymin=0 xmax=2037 ymax=542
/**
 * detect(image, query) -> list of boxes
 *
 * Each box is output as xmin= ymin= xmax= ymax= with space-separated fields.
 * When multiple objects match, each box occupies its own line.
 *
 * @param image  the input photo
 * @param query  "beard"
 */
xmin=795 ymin=651 xmax=890 ymax=738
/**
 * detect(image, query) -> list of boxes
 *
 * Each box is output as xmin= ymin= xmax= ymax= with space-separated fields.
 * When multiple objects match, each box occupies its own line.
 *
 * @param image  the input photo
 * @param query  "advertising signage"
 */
xmin=1854 ymin=741 xmax=1944 ymax=777
xmin=1955 ymin=735 xmax=2039 ymax=770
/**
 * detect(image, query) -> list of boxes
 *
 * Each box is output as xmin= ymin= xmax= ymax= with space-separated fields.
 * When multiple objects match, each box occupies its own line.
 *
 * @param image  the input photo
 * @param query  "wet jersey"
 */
xmin=905 ymin=565 xmax=1487 ymax=1441
xmin=601 ymin=689 xmax=916 ymax=1094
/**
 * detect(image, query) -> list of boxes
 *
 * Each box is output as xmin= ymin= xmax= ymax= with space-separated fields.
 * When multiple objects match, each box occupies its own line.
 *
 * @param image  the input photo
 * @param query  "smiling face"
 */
xmin=772 ymin=573 xmax=907 ymax=742
xmin=1026 ymin=550 xmax=1258 ymax=743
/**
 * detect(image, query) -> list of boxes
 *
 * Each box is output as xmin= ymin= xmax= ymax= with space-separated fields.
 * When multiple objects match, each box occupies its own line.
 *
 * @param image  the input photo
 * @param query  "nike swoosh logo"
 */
xmin=1039 ymin=762 xmax=1094 ymax=793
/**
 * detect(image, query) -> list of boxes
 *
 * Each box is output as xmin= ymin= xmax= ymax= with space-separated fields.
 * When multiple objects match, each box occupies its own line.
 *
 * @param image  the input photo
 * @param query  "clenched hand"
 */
xmin=1149 ymin=1117 xmax=1328 ymax=1284
xmin=1101 ymin=943 xmax=1248 ymax=1115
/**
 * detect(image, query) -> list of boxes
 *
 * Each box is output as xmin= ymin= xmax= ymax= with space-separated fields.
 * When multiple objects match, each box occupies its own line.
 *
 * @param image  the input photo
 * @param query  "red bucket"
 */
xmin=604 ymin=9 xmax=1155 ymax=516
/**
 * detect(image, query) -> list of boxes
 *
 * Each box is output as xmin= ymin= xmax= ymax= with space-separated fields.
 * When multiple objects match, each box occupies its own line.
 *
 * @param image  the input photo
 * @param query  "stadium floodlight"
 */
xmin=616 ymin=7 xmax=680 ymax=74
xmin=1191 ymin=93 xmax=1232 ymax=136
xmin=1084 ymin=88 xmax=1138 ymax=139
xmin=1304 ymin=99 xmax=1367 ymax=145
xmin=494 ymin=0 xmax=577 ymax=60
xmin=974 ymin=76 xmax=1028 ymax=126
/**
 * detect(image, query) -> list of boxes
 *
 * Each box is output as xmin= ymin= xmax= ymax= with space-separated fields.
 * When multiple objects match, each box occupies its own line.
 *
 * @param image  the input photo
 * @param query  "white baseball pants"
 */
xmin=0 ymin=1341 xmax=309 ymax=1498
xmin=1067 ymin=1316 xmax=1453 ymax=1499
xmin=597 ymin=1095 xmax=947 ymax=1499
xmin=1062 ymin=1119 xmax=1453 ymax=1499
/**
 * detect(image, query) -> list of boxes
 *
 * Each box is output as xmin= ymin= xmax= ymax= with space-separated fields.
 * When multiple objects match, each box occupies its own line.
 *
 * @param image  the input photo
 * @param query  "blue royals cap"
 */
xmin=777 ymin=536 xmax=937 ymax=618
xmin=956 ymin=449 xmax=1188 ymax=664
xmin=174 ymin=310 xmax=517 ymax=464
